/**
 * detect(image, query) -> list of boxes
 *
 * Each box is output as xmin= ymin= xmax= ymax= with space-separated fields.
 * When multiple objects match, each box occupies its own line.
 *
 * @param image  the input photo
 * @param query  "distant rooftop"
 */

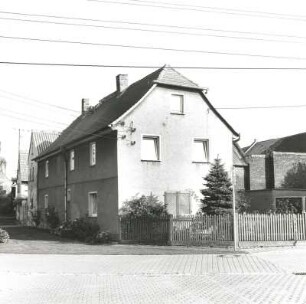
xmin=245 ymin=132 xmax=306 ymax=156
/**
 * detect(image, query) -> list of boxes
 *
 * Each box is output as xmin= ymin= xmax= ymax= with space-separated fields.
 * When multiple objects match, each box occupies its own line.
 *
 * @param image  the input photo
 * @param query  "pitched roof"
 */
xmin=18 ymin=151 xmax=28 ymax=182
xmin=233 ymin=142 xmax=248 ymax=166
xmin=31 ymin=131 xmax=60 ymax=155
xmin=245 ymin=131 xmax=306 ymax=156
xmin=38 ymin=65 xmax=238 ymax=159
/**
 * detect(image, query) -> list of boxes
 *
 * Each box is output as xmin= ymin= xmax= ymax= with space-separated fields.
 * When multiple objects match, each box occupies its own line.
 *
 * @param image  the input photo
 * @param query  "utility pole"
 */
xmin=232 ymin=166 xmax=238 ymax=251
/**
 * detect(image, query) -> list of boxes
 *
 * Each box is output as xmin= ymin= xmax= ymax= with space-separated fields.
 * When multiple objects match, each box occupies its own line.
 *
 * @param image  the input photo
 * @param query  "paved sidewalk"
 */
xmin=0 ymin=253 xmax=284 ymax=275
xmin=1 ymin=253 xmax=306 ymax=303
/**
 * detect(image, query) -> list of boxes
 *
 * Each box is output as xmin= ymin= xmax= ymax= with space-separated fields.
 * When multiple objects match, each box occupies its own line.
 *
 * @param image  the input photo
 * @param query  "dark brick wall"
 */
xmin=234 ymin=166 xmax=246 ymax=190
xmin=273 ymin=152 xmax=306 ymax=188
xmin=246 ymin=155 xmax=266 ymax=190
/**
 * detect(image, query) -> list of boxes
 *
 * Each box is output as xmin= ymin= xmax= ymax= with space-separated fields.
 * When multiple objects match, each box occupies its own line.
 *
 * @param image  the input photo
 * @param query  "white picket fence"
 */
xmin=238 ymin=213 xmax=306 ymax=241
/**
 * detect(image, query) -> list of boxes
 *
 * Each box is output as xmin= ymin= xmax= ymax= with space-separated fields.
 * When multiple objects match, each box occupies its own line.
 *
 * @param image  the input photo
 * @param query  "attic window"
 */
xmin=171 ymin=94 xmax=184 ymax=114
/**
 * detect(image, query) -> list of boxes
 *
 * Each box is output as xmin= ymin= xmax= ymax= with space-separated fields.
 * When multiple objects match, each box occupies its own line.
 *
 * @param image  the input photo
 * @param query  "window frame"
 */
xmin=70 ymin=149 xmax=75 ymax=171
xmin=170 ymin=94 xmax=184 ymax=115
xmin=67 ymin=189 xmax=71 ymax=203
xmin=44 ymin=194 xmax=48 ymax=210
xmin=45 ymin=160 xmax=49 ymax=178
xmin=89 ymin=142 xmax=96 ymax=166
xmin=88 ymin=191 xmax=98 ymax=217
xmin=141 ymin=135 xmax=161 ymax=162
xmin=192 ymin=138 xmax=209 ymax=163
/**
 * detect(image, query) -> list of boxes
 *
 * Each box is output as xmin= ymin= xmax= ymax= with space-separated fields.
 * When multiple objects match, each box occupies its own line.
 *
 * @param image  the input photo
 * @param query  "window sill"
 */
xmin=192 ymin=161 xmax=210 ymax=164
xmin=170 ymin=112 xmax=185 ymax=116
xmin=141 ymin=160 xmax=161 ymax=163
xmin=88 ymin=215 xmax=97 ymax=218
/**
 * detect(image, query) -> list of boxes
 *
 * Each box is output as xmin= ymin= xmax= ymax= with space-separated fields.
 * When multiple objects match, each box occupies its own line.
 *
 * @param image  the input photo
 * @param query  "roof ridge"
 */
xmin=164 ymin=65 xmax=200 ymax=87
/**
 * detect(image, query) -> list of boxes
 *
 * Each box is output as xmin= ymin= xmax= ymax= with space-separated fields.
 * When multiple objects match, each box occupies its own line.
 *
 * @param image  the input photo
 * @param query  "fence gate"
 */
xmin=171 ymin=214 xmax=234 ymax=246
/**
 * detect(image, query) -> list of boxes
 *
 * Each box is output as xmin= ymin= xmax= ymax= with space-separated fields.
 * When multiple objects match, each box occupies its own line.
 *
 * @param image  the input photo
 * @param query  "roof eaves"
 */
xmin=200 ymin=91 xmax=239 ymax=137
xmin=153 ymin=81 xmax=204 ymax=90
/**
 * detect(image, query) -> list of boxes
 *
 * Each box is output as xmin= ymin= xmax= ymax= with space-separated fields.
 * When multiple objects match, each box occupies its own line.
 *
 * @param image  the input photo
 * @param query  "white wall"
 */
xmin=117 ymin=86 xmax=234 ymax=213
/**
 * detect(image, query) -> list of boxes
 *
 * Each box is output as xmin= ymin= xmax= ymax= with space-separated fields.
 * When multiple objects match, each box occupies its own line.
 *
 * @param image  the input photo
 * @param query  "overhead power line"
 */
xmin=0 ymin=105 xmax=70 ymax=126
xmin=2 ymin=34 xmax=306 ymax=61
xmin=217 ymin=104 xmax=306 ymax=110
xmin=3 ymin=61 xmax=306 ymax=70
xmin=0 ymin=15 xmax=302 ymax=44
xmin=0 ymin=88 xmax=78 ymax=114
xmin=88 ymin=0 xmax=306 ymax=22
xmin=1 ymin=10 xmax=305 ymax=41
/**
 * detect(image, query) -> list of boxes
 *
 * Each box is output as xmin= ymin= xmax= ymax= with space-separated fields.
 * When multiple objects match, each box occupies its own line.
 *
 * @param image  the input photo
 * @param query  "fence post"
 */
xmin=168 ymin=214 xmax=173 ymax=245
xmin=118 ymin=215 xmax=122 ymax=242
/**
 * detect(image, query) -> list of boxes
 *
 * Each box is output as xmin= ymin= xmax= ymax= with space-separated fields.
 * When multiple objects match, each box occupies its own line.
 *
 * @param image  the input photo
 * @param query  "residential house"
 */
xmin=15 ymin=150 xmax=29 ymax=224
xmin=244 ymin=132 xmax=306 ymax=212
xmin=27 ymin=131 xmax=60 ymax=225
xmin=35 ymin=65 xmax=245 ymax=239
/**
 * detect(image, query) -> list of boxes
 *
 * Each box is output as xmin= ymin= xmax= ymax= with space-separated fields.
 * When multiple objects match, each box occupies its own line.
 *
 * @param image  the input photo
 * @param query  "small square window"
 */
xmin=45 ymin=160 xmax=49 ymax=178
xmin=90 ymin=142 xmax=96 ymax=166
xmin=193 ymin=139 xmax=209 ymax=162
xmin=171 ymin=94 xmax=184 ymax=114
xmin=88 ymin=192 xmax=98 ymax=217
xmin=70 ymin=150 xmax=75 ymax=171
xmin=141 ymin=136 xmax=160 ymax=161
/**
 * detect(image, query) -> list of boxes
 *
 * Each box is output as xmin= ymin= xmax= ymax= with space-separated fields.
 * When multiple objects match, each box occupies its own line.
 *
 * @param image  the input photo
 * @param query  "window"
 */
xmin=193 ymin=139 xmax=209 ymax=163
xmin=165 ymin=192 xmax=191 ymax=216
xmin=45 ymin=160 xmax=49 ymax=178
xmin=70 ymin=150 xmax=75 ymax=171
xmin=44 ymin=194 xmax=48 ymax=209
xmin=90 ymin=142 xmax=96 ymax=166
xmin=67 ymin=189 xmax=71 ymax=203
xmin=171 ymin=94 xmax=184 ymax=114
xmin=141 ymin=136 xmax=160 ymax=161
xmin=88 ymin=192 xmax=98 ymax=217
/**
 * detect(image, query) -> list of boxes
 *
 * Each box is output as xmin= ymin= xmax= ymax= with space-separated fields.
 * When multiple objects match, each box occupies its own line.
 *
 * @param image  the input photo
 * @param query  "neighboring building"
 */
xmin=15 ymin=150 xmax=29 ymax=224
xmin=244 ymin=132 xmax=306 ymax=213
xmin=27 ymin=131 xmax=60 ymax=224
xmin=0 ymin=142 xmax=11 ymax=195
xmin=36 ymin=65 xmax=244 ymax=239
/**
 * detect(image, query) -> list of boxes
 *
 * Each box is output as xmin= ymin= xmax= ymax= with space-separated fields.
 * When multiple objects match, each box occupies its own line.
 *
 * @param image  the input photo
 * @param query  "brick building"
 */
xmin=244 ymin=132 xmax=306 ymax=212
xmin=35 ymin=65 xmax=245 ymax=238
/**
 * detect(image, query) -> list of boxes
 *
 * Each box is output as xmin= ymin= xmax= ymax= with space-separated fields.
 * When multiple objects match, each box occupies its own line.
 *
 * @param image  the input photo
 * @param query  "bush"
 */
xmin=30 ymin=209 xmax=41 ymax=227
xmin=0 ymin=228 xmax=9 ymax=243
xmin=120 ymin=194 xmax=168 ymax=218
xmin=71 ymin=217 xmax=100 ymax=242
xmin=46 ymin=207 xmax=60 ymax=229
xmin=92 ymin=231 xmax=111 ymax=244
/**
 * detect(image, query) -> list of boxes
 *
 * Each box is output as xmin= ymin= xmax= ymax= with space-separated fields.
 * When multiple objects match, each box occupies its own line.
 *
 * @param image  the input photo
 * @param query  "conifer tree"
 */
xmin=201 ymin=158 xmax=233 ymax=214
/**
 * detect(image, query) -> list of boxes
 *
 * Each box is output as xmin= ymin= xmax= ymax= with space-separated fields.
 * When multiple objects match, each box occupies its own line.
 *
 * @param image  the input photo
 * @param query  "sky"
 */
xmin=1 ymin=0 xmax=306 ymax=178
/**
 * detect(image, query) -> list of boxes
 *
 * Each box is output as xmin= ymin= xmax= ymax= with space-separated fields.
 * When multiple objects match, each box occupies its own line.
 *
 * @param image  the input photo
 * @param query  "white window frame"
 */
xmin=141 ymin=135 xmax=161 ymax=161
xmin=170 ymin=94 xmax=184 ymax=114
xmin=70 ymin=150 xmax=75 ymax=171
xmin=45 ymin=160 xmax=49 ymax=178
xmin=88 ymin=191 xmax=98 ymax=217
xmin=44 ymin=194 xmax=48 ymax=209
xmin=192 ymin=139 xmax=209 ymax=163
xmin=89 ymin=142 xmax=96 ymax=166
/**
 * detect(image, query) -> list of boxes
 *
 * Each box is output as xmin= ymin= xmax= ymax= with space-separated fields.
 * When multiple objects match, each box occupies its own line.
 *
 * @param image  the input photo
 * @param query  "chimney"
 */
xmin=81 ymin=98 xmax=90 ymax=114
xmin=116 ymin=74 xmax=128 ymax=92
